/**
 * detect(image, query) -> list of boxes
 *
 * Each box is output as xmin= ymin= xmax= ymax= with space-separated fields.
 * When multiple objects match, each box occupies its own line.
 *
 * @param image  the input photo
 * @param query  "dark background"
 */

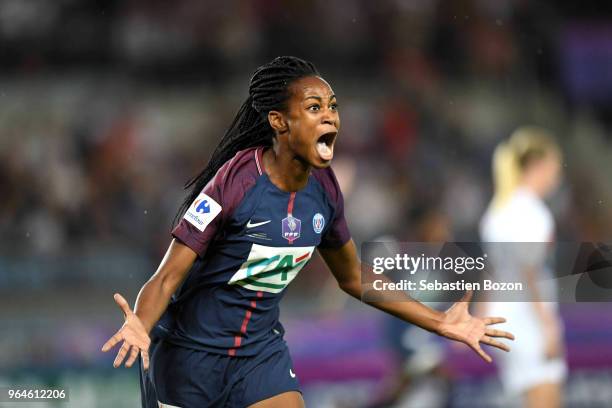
xmin=1 ymin=1 xmax=611 ymax=406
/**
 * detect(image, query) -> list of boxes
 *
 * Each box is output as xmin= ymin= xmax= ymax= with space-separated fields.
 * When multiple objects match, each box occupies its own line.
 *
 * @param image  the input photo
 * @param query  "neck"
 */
xmin=263 ymin=141 xmax=311 ymax=192
xmin=519 ymin=175 xmax=543 ymax=198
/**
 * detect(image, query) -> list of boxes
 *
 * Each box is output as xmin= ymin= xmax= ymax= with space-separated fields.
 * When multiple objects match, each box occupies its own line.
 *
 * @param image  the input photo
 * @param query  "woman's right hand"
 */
xmin=101 ymin=293 xmax=151 ymax=370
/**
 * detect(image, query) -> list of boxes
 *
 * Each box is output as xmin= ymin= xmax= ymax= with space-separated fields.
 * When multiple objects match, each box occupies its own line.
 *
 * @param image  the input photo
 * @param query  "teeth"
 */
xmin=316 ymin=141 xmax=333 ymax=161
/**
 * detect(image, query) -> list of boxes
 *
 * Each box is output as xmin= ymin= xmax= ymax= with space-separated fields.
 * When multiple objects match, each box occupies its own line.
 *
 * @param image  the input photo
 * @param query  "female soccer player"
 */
xmin=480 ymin=127 xmax=566 ymax=408
xmin=102 ymin=56 xmax=513 ymax=408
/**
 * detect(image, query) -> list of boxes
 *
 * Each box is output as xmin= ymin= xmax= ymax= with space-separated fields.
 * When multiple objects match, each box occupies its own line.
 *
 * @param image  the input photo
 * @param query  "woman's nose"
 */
xmin=322 ymin=110 xmax=338 ymax=127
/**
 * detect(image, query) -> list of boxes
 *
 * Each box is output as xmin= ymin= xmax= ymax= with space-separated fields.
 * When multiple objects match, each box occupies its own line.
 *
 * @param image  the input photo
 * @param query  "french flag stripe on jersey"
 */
xmin=287 ymin=192 xmax=296 ymax=216
xmin=228 ymin=291 xmax=262 ymax=356
xmin=255 ymin=147 xmax=266 ymax=175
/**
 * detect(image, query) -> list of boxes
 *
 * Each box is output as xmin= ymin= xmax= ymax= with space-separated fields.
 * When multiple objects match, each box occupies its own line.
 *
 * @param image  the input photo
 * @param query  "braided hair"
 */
xmin=175 ymin=56 xmax=319 ymax=224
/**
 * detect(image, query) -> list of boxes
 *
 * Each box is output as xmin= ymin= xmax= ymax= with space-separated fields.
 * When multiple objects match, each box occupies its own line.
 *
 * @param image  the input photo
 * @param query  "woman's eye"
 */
xmin=330 ymin=103 xmax=339 ymax=111
xmin=308 ymin=105 xmax=320 ymax=111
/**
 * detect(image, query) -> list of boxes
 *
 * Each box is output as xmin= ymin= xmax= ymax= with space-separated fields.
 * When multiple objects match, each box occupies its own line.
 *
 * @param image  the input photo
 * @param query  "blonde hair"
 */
xmin=491 ymin=126 xmax=560 ymax=209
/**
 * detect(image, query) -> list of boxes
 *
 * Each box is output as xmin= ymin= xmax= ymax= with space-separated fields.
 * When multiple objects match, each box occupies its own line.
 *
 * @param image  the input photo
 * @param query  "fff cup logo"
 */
xmin=282 ymin=215 xmax=301 ymax=243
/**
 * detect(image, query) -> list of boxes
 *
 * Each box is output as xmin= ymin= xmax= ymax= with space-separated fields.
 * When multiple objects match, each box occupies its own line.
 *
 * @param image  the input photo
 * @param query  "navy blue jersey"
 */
xmin=159 ymin=147 xmax=350 ymax=357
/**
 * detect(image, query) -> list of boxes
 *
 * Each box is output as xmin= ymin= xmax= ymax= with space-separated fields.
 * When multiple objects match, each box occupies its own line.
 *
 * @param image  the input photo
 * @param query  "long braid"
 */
xmin=174 ymin=56 xmax=319 ymax=225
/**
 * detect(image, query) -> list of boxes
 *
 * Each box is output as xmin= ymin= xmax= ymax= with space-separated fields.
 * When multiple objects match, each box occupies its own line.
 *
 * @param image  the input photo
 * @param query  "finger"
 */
xmin=485 ymin=327 xmax=515 ymax=340
xmin=460 ymin=290 xmax=473 ymax=303
xmin=141 ymin=350 xmax=150 ymax=371
xmin=470 ymin=342 xmax=492 ymax=363
xmin=113 ymin=293 xmax=132 ymax=316
xmin=484 ymin=317 xmax=506 ymax=325
xmin=481 ymin=335 xmax=510 ymax=352
xmin=101 ymin=332 xmax=123 ymax=352
xmin=113 ymin=342 xmax=131 ymax=368
xmin=125 ymin=345 xmax=140 ymax=368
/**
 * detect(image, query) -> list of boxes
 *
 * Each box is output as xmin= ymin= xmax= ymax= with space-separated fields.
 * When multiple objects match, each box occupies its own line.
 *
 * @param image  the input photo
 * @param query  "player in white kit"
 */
xmin=480 ymin=127 xmax=567 ymax=408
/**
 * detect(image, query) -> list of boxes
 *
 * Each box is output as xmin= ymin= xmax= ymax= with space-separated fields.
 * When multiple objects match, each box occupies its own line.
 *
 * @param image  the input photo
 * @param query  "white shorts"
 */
xmin=486 ymin=302 xmax=567 ymax=395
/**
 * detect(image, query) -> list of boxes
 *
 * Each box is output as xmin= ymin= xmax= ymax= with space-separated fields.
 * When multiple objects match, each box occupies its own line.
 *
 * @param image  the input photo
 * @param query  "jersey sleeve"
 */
xmin=171 ymin=173 xmax=226 ymax=257
xmin=171 ymin=149 xmax=259 ymax=257
xmin=316 ymin=168 xmax=351 ymax=249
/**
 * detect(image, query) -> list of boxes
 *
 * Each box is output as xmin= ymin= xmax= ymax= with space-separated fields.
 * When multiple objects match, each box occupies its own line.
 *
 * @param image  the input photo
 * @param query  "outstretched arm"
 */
xmin=101 ymin=239 xmax=197 ymax=369
xmin=133 ymin=239 xmax=197 ymax=332
xmin=318 ymin=239 xmax=514 ymax=362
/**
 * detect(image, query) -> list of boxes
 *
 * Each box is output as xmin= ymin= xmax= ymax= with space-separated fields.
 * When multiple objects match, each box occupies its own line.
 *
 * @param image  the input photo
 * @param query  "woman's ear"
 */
xmin=268 ymin=111 xmax=288 ymax=134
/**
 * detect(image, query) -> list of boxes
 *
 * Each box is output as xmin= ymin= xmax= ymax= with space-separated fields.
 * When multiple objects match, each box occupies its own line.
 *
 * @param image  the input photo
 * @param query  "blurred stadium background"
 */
xmin=1 ymin=0 xmax=612 ymax=407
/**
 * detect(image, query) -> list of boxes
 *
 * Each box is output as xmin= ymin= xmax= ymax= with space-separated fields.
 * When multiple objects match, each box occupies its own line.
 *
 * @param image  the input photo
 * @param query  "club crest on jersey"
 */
xmin=281 ymin=215 xmax=301 ymax=243
xmin=312 ymin=213 xmax=325 ymax=234
xmin=184 ymin=192 xmax=222 ymax=232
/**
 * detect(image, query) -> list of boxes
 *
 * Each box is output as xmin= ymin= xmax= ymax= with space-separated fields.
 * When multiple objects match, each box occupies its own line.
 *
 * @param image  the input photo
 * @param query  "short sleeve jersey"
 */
xmin=160 ymin=147 xmax=350 ymax=356
xmin=479 ymin=187 xmax=556 ymax=296
xmin=480 ymin=187 xmax=554 ymax=244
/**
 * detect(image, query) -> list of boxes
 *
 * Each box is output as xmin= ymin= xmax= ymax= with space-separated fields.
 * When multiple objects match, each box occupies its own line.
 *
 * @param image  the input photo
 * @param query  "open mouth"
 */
xmin=316 ymin=131 xmax=337 ymax=161
xmin=317 ymin=131 xmax=337 ymax=146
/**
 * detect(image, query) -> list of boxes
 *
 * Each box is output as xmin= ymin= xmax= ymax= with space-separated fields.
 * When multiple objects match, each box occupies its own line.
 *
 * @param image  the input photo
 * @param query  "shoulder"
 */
xmin=207 ymin=147 xmax=264 ymax=205
xmin=311 ymin=166 xmax=343 ymax=204
xmin=312 ymin=166 xmax=351 ymax=248
xmin=482 ymin=190 xmax=553 ymax=242
xmin=512 ymin=190 xmax=553 ymax=228
xmin=213 ymin=147 xmax=262 ymax=188
xmin=480 ymin=204 xmax=516 ymax=241
xmin=525 ymin=197 xmax=554 ymax=240
xmin=201 ymin=147 xmax=264 ymax=216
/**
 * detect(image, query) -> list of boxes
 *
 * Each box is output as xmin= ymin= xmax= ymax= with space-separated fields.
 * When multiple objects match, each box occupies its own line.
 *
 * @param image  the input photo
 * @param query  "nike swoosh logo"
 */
xmin=246 ymin=219 xmax=271 ymax=228
xmin=289 ymin=369 xmax=296 ymax=378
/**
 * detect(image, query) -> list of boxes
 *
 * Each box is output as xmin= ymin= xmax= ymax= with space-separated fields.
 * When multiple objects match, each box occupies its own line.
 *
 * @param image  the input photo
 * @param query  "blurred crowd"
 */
xmin=1 ymin=2 xmax=612 ymax=406
xmin=1 ymin=0 xmax=611 ymax=278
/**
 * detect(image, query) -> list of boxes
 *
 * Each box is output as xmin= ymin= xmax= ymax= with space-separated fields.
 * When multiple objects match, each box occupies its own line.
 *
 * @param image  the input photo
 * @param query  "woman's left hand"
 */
xmin=437 ymin=291 xmax=514 ymax=363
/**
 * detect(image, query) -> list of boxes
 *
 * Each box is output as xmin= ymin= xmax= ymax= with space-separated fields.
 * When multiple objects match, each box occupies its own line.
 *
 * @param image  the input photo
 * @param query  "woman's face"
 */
xmin=534 ymin=152 xmax=562 ymax=197
xmin=282 ymin=75 xmax=340 ymax=168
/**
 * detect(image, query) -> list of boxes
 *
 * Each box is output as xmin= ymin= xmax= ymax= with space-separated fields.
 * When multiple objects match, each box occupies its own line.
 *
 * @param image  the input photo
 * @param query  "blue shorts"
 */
xmin=140 ymin=337 xmax=301 ymax=408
